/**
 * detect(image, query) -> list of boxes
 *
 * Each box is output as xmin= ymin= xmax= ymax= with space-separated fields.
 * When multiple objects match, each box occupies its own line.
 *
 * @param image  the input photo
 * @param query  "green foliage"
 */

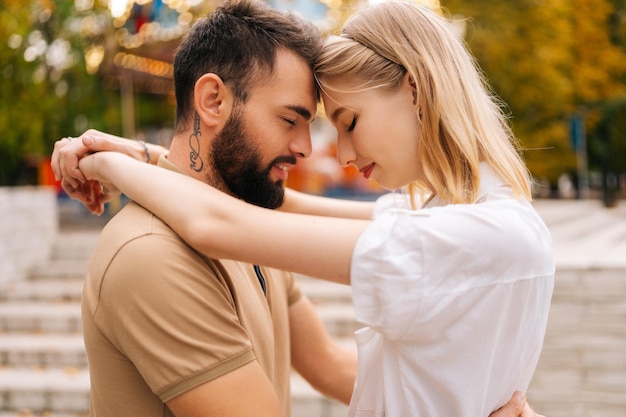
xmin=0 ymin=0 xmax=110 ymax=185
xmin=442 ymin=0 xmax=626 ymax=186
xmin=4 ymin=0 xmax=625 ymax=189
xmin=0 ymin=0 xmax=174 ymax=186
xmin=589 ymin=98 xmax=626 ymax=173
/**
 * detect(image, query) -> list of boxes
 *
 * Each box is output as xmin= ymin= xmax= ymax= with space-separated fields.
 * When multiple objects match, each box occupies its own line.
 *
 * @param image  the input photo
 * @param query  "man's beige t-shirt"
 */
xmin=82 ymin=159 xmax=301 ymax=417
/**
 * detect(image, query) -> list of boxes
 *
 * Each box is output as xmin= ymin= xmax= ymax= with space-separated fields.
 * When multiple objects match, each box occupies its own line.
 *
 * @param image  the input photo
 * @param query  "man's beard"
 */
xmin=210 ymin=108 xmax=295 ymax=209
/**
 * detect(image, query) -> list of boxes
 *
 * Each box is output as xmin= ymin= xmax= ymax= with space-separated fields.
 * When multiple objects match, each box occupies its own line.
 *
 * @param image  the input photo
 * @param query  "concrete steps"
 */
xmin=0 ymin=279 xmax=83 ymax=302
xmin=0 ymin=368 xmax=90 ymax=414
xmin=0 ymin=230 xmax=97 ymax=416
xmin=0 ymin=229 xmax=356 ymax=417
xmin=0 ymin=413 xmax=87 ymax=417
xmin=0 ymin=302 xmax=82 ymax=334
xmin=2 ymin=199 xmax=624 ymax=417
xmin=0 ymin=334 xmax=87 ymax=367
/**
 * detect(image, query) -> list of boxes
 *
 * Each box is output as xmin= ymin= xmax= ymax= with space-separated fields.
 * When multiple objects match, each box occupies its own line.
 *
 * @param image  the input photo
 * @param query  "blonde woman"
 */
xmin=54 ymin=1 xmax=552 ymax=416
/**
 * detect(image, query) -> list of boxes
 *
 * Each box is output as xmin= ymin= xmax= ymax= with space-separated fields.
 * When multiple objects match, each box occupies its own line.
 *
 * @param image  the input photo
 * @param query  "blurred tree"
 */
xmin=441 ymin=0 xmax=626 ymax=188
xmin=1 ymin=0 xmax=108 ymax=185
xmin=589 ymin=98 xmax=626 ymax=206
xmin=0 ymin=0 xmax=175 ymax=186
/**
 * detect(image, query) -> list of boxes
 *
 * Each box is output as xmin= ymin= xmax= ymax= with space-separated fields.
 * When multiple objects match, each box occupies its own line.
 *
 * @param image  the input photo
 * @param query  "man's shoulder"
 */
xmin=102 ymin=201 xmax=174 ymax=238
xmin=88 ymin=201 xmax=215 ymax=280
xmin=97 ymin=201 xmax=204 ymax=257
xmin=83 ymin=203 xmax=231 ymax=310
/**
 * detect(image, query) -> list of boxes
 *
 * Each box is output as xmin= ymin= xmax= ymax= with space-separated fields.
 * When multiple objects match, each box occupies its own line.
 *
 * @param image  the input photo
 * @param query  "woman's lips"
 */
xmin=359 ymin=163 xmax=375 ymax=179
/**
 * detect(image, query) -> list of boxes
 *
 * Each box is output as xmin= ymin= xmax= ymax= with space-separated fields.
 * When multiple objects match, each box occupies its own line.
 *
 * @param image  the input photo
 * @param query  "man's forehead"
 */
xmin=242 ymin=49 xmax=317 ymax=115
xmin=268 ymin=78 xmax=317 ymax=115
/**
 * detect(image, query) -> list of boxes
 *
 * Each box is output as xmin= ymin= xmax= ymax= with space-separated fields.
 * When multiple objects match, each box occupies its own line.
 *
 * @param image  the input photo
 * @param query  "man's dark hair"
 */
xmin=173 ymin=0 xmax=323 ymax=133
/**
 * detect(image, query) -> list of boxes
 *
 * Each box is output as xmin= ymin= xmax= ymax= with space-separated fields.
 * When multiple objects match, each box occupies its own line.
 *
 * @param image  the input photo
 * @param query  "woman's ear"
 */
xmin=405 ymin=73 xmax=418 ymax=106
xmin=193 ymin=73 xmax=232 ymax=128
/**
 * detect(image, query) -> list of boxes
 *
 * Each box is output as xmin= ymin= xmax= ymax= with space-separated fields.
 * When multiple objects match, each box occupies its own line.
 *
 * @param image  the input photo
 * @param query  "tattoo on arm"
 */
xmin=189 ymin=113 xmax=204 ymax=172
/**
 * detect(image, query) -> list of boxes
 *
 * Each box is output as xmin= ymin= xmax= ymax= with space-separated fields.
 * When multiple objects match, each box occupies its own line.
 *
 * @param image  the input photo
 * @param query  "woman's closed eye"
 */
xmin=347 ymin=116 xmax=357 ymax=132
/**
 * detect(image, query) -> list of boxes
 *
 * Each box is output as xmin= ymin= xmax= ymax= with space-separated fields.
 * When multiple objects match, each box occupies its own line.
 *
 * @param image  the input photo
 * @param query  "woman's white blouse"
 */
xmin=348 ymin=165 xmax=555 ymax=417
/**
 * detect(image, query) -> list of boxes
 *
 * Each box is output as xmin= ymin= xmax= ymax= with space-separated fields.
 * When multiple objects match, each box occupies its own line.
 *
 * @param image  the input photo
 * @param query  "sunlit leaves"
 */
xmin=442 ymin=0 xmax=626 ymax=185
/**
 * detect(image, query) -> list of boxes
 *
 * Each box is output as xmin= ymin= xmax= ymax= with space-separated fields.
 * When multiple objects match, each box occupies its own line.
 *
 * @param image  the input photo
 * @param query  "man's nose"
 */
xmin=289 ymin=129 xmax=312 ymax=159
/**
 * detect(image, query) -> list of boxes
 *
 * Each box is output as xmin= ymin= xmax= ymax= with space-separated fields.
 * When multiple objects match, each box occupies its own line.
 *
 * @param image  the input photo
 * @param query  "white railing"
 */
xmin=0 ymin=186 xmax=58 ymax=285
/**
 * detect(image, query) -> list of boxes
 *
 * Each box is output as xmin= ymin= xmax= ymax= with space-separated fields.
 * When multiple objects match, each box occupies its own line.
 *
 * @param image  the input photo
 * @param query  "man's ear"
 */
xmin=193 ymin=73 xmax=232 ymax=128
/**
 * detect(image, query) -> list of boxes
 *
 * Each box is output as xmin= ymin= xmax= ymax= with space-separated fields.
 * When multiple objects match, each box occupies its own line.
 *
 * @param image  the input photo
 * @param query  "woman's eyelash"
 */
xmin=283 ymin=118 xmax=296 ymax=126
xmin=348 ymin=116 xmax=357 ymax=131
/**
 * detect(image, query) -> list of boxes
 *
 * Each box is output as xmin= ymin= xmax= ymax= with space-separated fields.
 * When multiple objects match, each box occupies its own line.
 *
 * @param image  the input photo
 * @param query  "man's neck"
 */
xmin=166 ymin=135 xmax=231 ymax=196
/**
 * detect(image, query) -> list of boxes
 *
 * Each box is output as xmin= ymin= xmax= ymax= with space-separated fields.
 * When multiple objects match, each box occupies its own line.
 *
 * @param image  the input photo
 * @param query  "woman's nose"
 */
xmin=336 ymin=136 xmax=356 ymax=167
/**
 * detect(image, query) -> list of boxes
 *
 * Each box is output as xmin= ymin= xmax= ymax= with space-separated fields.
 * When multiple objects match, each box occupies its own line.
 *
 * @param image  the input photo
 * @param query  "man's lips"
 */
xmin=268 ymin=155 xmax=297 ymax=182
xmin=359 ymin=163 xmax=375 ymax=179
xmin=272 ymin=162 xmax=293 ymax=181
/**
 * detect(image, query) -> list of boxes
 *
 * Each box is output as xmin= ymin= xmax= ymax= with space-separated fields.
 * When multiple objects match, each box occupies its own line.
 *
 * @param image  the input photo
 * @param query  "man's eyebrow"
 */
xmin=286 ymin=105 xmax=313 ymax=121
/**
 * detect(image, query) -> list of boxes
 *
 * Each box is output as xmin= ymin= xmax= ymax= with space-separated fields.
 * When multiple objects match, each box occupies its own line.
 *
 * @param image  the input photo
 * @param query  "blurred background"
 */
xmin=1 ymin=0 xmax=625 ymax=203
xmin=0 ymin=1 xmax=624 ymax=417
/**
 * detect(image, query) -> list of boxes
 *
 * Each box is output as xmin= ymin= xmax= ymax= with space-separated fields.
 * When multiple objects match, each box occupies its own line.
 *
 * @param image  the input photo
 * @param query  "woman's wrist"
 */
xmin=134 ymin=140 xmax=169 ymax=165
xmin=137 ymin=140 xmax=151 ymax=164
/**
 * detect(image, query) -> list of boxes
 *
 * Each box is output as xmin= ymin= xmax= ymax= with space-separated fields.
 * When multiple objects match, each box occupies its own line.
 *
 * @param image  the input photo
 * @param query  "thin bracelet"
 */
xmin=138 ymin=140 xmax=151 ymax=164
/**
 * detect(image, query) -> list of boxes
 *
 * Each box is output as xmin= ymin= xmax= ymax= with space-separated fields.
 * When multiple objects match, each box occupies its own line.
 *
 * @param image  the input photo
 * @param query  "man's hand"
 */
xmin=489 ymin=391 xmax=545 ymax=417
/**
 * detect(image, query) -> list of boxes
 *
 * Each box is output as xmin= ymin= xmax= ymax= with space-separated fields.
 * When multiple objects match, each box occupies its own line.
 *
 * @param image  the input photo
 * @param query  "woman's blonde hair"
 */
xmin=314 ymin=1 xmax=532 ymax=206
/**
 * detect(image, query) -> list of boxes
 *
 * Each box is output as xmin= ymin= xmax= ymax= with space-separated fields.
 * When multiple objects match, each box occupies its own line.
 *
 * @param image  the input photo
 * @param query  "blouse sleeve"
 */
xmin=350 ymin=197 xmax=553 ymax=341
xmin=350 ymin=206 xmax=428 ymax=340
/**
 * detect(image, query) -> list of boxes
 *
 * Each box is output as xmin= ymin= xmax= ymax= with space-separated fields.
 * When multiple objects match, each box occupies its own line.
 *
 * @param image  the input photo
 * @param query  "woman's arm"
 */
xmin=281 ymin=188 xmax=374 ymax=219
xmin=51 ymin=130 xmax=169 ymax=215
xmin=80 ymin=152 xmax=369 ymax=284
xmin=52 ymin=129 xmax=168 ymax=187
xmin=52 ymin=130 xmax=372 ymax=220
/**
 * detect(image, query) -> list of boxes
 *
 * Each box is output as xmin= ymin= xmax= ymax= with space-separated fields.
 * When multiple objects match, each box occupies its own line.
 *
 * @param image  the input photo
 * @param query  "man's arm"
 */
xmin=167 ymin=361 xmax=282 ymax=417
xmin=289 ymin=296 xmax=357 ymax=404
xmin=288 ymin=295 xmax=543 ymax=416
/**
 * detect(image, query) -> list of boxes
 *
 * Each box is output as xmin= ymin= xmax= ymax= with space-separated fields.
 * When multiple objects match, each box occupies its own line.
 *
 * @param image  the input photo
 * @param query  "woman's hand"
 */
xmin=51 ymin=129 xmax=167 ymax=215
xmin=52 ymin=133 xmax=118 ymax=215
xmin=52 ymin=129 xmax=149 ymax=186
xmin=71 ymin=152 xmax=121 ymax=214
xmin=60 ymin=178 xmax=115 ymax=216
